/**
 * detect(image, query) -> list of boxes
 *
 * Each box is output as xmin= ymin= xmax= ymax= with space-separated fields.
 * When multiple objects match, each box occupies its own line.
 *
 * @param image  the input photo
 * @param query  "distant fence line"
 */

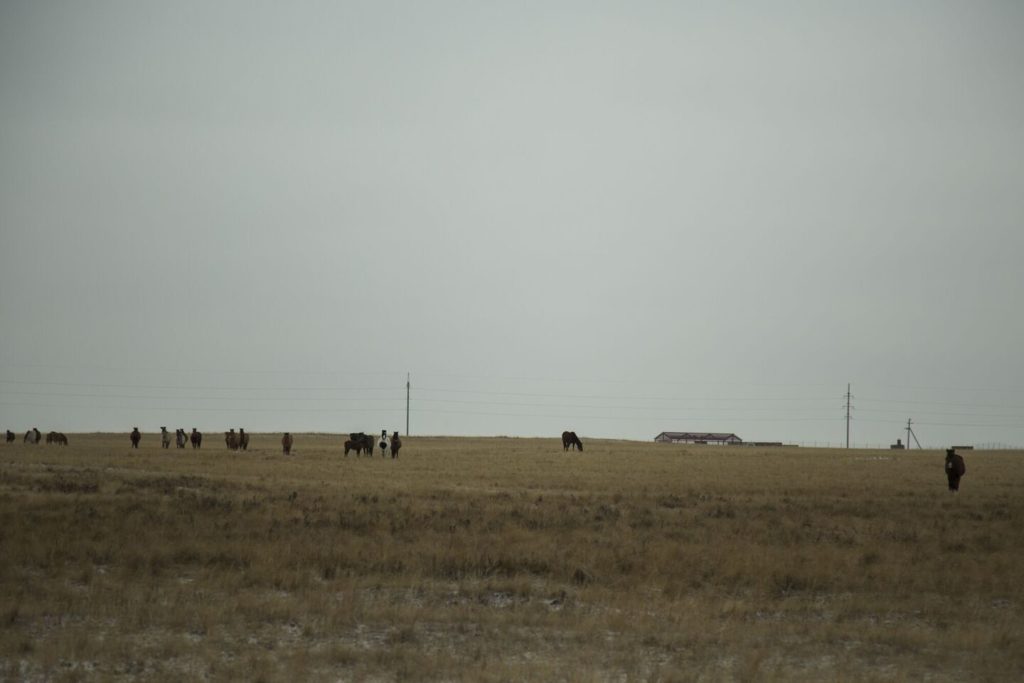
xmin=789 ymin=441 xmax=1021 ymax=450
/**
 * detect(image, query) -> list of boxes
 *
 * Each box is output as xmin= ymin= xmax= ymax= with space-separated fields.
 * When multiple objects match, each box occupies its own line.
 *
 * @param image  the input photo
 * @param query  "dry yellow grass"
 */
xmin=1 ymin=433 xmax=1022 ymax=681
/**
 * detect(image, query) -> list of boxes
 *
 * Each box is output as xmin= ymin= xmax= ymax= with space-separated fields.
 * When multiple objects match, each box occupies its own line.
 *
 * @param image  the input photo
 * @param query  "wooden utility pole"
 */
xmin=406 ymin=373 xmax=410 ymax=436
xmin=845 ymin=383 xmax=852 ymax=449
xmin=906 ymin=418 xmax=922 ymax=449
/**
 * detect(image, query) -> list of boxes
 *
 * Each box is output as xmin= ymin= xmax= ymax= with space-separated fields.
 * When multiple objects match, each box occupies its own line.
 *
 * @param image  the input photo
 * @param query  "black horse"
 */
xmin=945 ymin=448 xmax=966 ymax=492
xmin=561 ymin=431 xmax=583 ymax=452
xmin=345 ymin=432 xmax=374 ymax=456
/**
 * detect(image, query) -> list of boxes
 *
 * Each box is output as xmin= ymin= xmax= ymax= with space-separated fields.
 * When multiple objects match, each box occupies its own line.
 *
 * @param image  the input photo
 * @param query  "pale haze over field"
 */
xmin=2 ymin=2 xmax=1022 ymax=448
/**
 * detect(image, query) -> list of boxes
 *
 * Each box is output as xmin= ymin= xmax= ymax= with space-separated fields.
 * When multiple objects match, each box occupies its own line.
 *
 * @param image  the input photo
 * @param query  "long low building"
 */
xmin=654 ymin=432 xmax=742 ymax=445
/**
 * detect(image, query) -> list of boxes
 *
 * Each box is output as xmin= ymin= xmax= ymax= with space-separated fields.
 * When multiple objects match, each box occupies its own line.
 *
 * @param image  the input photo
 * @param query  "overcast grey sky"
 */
xmin=2 ymin=2 xmax=1022 ymax=447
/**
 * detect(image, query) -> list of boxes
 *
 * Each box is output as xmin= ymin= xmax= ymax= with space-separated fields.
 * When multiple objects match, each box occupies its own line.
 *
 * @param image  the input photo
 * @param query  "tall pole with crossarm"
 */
xmin=406 ymin=373 xmax=410 ymax=436
xmin=845 ymin=383 xmax=852 ymax=448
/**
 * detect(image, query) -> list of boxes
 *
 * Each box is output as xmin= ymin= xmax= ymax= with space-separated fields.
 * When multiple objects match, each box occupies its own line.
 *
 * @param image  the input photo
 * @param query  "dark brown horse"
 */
xmin=390 ymin=432 xmax=402 ymax=459
xmin=225 ymin=429 xmax=239 ymax=450
xmin=345 ymin=432 xmax=374 ymax=456
xmin=191 ymin=429 xmax=202 ymax=449
xmin=4 ymin=430 xmax=14 ymax=443
xmin=130 ymin=428 xmax=141 ymax=448
xmin=282 ymin=432 xmax=293 ymax=455
xmin=561 ymin=431 xmax=583 ymax=452
xmin=945 ymin=448 xmax=966 ymax=492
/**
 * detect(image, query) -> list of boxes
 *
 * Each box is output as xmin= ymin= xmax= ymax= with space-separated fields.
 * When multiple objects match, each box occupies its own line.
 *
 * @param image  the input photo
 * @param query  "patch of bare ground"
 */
xmin=1 ymin=434 xmax=1022 ymax=680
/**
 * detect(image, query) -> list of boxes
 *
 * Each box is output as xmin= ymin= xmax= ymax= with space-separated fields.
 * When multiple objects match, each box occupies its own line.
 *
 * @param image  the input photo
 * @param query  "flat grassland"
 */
xmin=1 ymin=434 xmax=1022 ymax=681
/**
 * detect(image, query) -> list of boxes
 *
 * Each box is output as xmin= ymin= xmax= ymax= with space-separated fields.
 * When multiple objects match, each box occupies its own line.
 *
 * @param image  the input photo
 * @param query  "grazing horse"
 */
xmin=282 ymin=432 xmax=293 ymax=455
xmin=161 ymin=427 xmax=172 ymax=449
xmin=390 ymin=432 xmax=402 ymax=459
xmin=191 ymin=429 xmax=202 ymax=449
xmin=238 ymin=428 xmax=249 ymax=451
xmin=561 ymin=431 xmax=583 ymax=452
xmin=130 ymin=428 xmax=141 ymax=448
xmin=225 ymin=429 xmax=239 ymax=451
xmin=5 ymin=430 xmax=14 ymax=443
xmin=175 ymin=429 xmax=187 ymax=449
xmin=945 ymin=448 xmax=966 ymax=492
xmin=53 ymin=433 xmax=68 ymax=446
xmin=345 ymin=432 xmax=374 ymax=457
xmin=46 ymin=431 xmax=58 ymax=444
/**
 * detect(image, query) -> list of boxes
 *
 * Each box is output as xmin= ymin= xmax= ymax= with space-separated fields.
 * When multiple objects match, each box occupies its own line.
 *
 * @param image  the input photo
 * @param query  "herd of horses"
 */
xmin=126 ymin=427 xmax=405 ymax=457
xmin=343 ymin=432 xmax=402 ymax=458
xmin=7 ymin=428 xmax=584 ymax=456
xmin=6 ymin=428 xmax=68 ymax=446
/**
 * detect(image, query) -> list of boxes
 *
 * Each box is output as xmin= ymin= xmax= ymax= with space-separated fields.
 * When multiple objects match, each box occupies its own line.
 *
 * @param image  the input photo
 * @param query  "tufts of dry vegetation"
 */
xmin=1 ymin=433 xmax=1022 ymax=681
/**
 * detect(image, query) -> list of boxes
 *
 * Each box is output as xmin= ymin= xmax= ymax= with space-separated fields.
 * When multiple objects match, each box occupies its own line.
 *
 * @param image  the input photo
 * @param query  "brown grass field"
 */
xmin=1 ymin=433 xmax=1022 ymax=681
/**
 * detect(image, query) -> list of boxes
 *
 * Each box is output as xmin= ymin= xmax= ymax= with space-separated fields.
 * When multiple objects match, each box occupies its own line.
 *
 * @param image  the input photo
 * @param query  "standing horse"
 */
xmin=282 ymin=432 xmax=293 ymax=455
xmin=24 ymin=429 xmax=39 ymax=445
xmin=225 ymin=429 xmax=239 ymax=450
xmin=175 ymin=429 xmax=188 ymax=449
xmin=161 ymin=427 xmax=172 ymax=449
xmin=945 ymin=448 xmax=966 ymax=492
xmin=5 ymin=430 xmax=14 ymax=443
xmin=390 ymin=432 xmax=402 ymax=459
xmin=561 ymin=431 xmax=583 ymax=452
xmin=345 ymin=433 xmax=374 ymax=457
xmin=130 ymin=428 xmax=141 ymax=448
xmin=238 ymin=428 xmax=249 ymax=451
xmin=191 ymin=429 xmax=202 ymax=449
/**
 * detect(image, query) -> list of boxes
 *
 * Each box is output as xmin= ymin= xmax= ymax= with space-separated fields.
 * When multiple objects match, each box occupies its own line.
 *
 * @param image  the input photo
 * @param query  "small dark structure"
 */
xmin=562 ymin=431 xmax=583 ymax=452
xmin=130 ymin=428 xmax=141 ymax=448
xmin=945 ymin=448 xmax=966 ymax=492
xmin=890 ymin=439 xmax=905 ymax=450
xmin=282 ymin=432 xmax=293 ymax=455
